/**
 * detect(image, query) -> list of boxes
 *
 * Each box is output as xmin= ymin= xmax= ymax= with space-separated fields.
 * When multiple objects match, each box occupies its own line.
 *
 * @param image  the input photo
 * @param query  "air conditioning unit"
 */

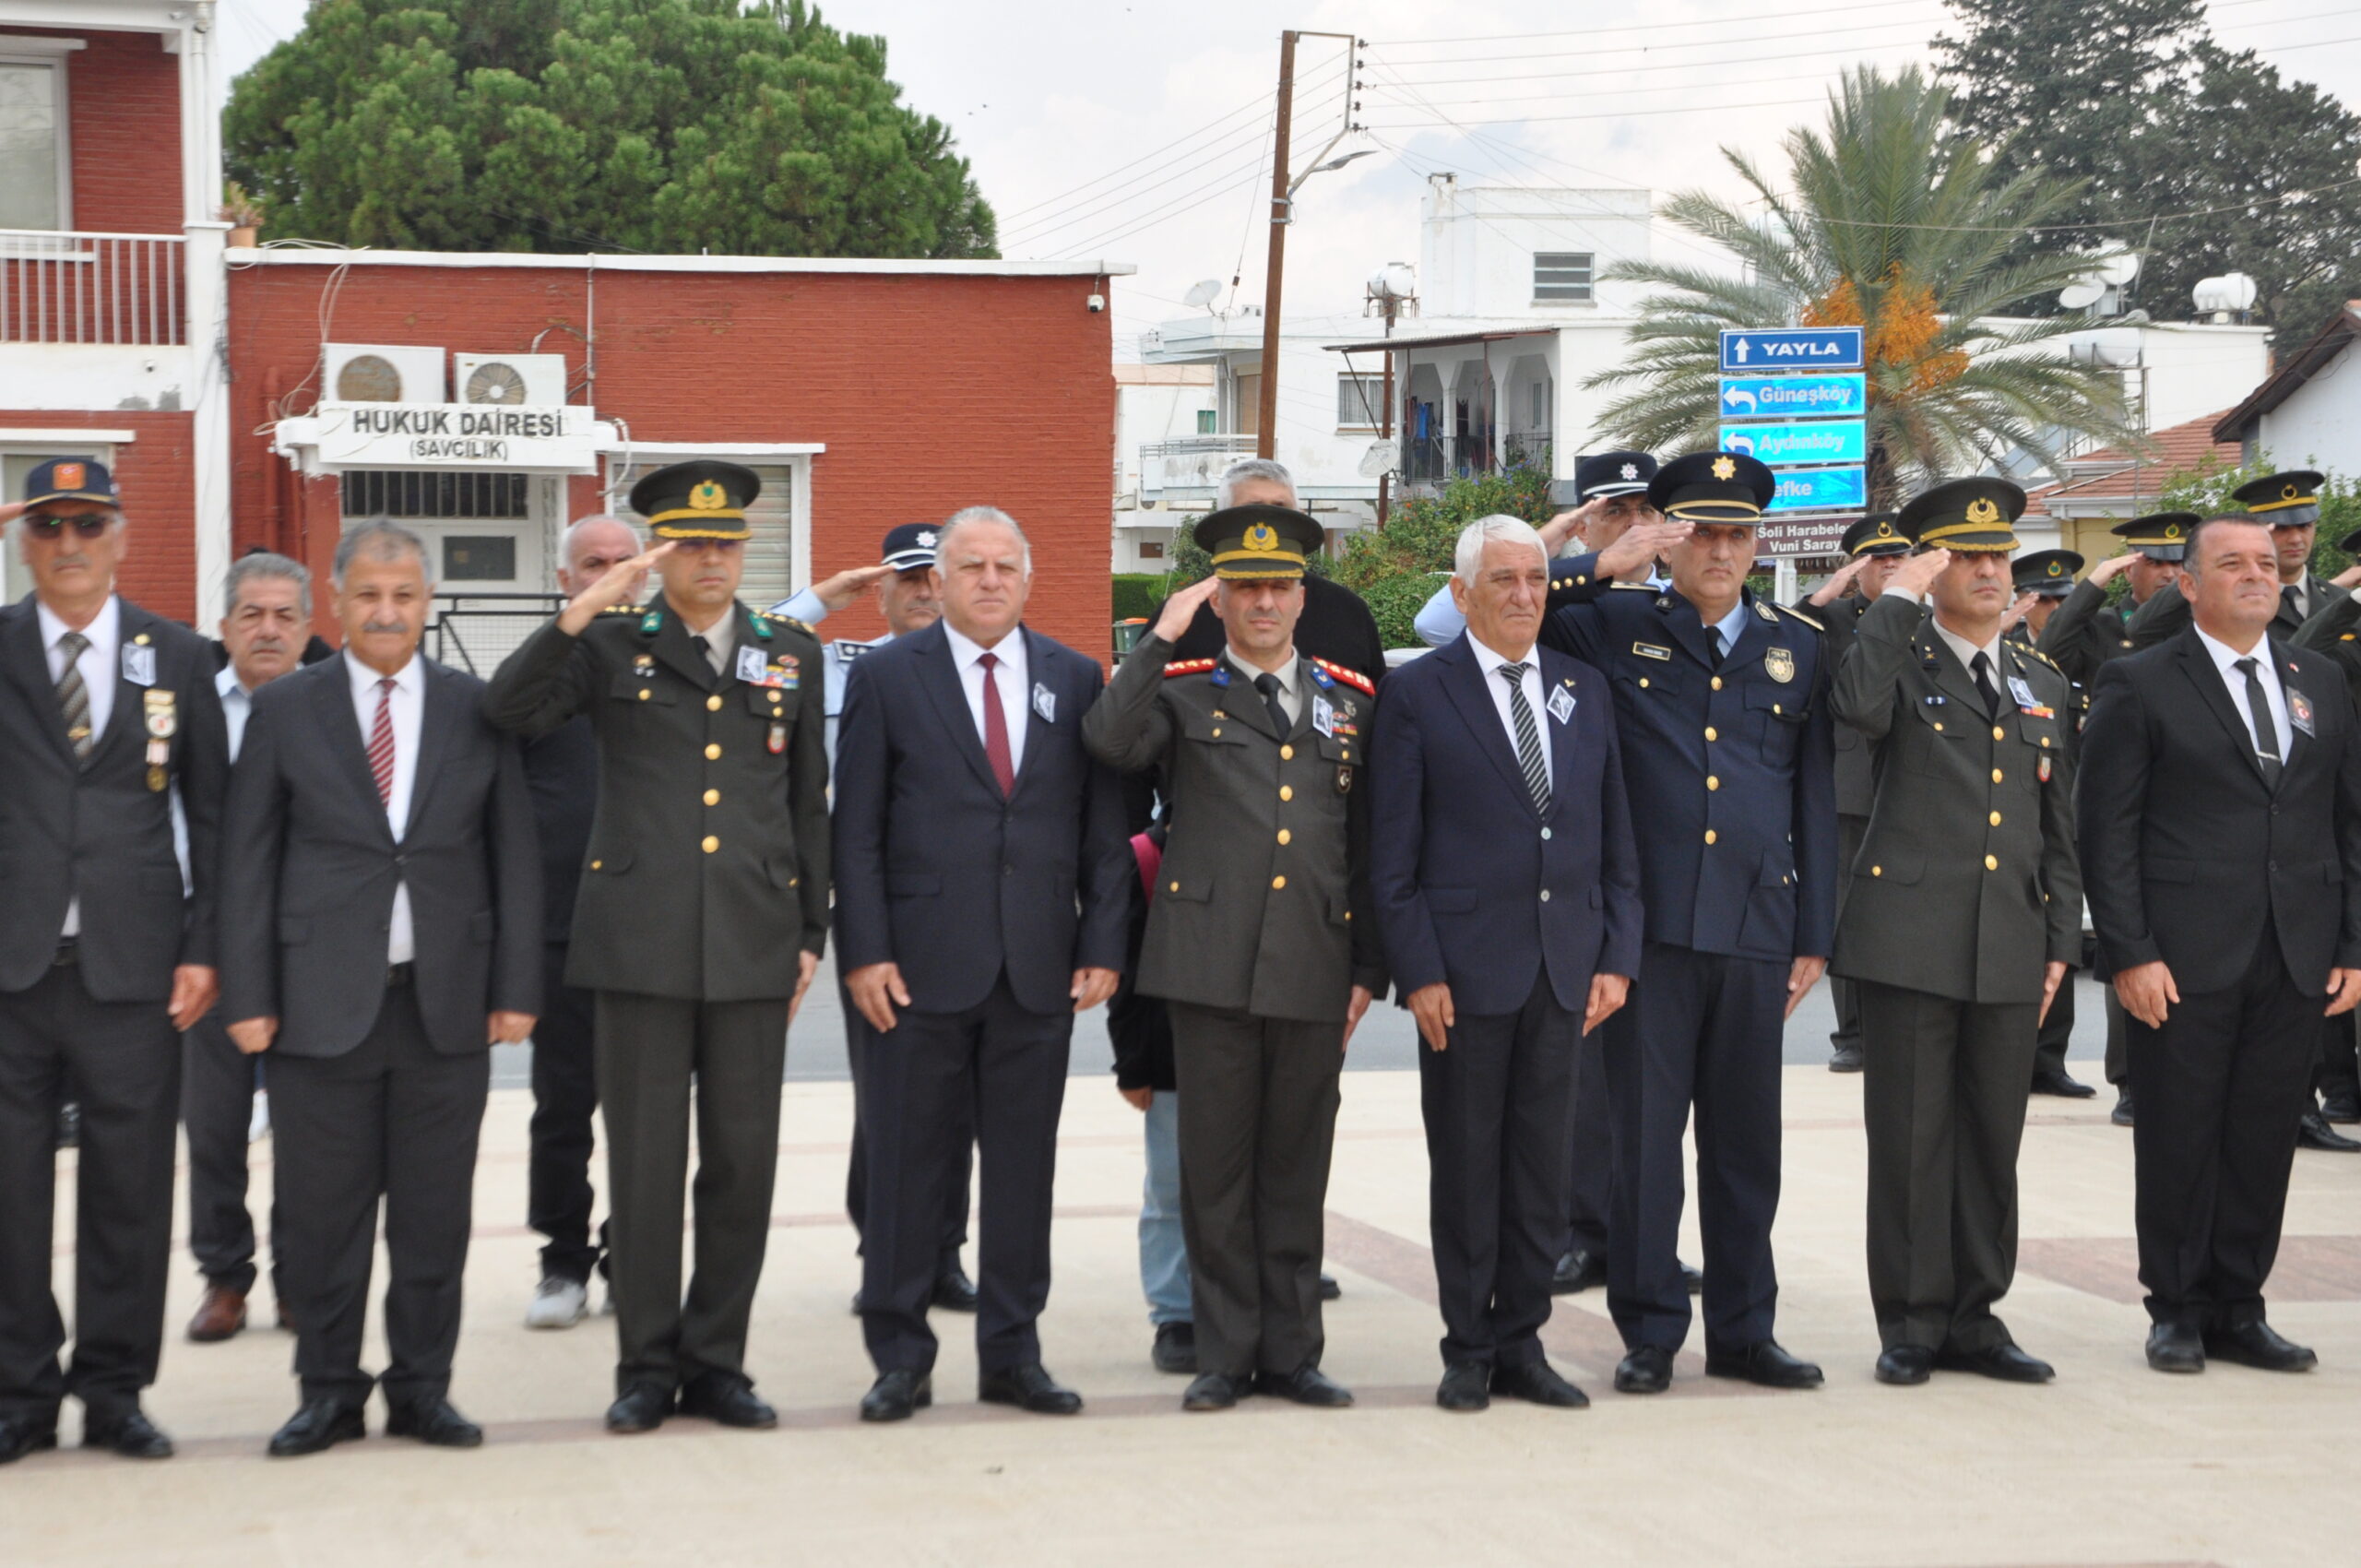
xmin=454 ymin=352 xmax=568 ymax=407
xmin=322 ymin=343 xmax=445 ymax=404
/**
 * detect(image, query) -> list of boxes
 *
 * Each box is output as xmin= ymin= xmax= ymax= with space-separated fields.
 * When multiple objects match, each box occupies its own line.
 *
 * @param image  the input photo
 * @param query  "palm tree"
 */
xmin=1587 ymin=66 xmax=2141 ymax=510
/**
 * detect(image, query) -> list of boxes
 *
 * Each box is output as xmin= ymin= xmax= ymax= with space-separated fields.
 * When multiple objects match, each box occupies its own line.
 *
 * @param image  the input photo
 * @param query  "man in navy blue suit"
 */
xmin=833 ymin=506 xmax=1134 ymax=1423
xmin=1530 ymin=452 xmax=1838 ymax=1396
xmin=1371 ymin=517 xmax=1643 ymax=1412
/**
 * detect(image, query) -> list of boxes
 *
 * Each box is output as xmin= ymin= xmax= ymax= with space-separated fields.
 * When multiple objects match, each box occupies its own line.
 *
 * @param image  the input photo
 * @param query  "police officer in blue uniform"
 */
xmin=1527 ymin=451 xmax=1838 ymax=1396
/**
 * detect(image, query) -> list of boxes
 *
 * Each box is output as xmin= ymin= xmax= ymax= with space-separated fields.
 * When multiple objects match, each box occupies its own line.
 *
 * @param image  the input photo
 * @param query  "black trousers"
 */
xmin=2127 ymin=932 xmax=2317 ymax=1330
xmin=1827 ymin=814 xmax=1867 ymax=1059
xmin=270 ymin=983 xmax=488 ymax=1408
xmin=1857 ymin=982 xmax=2038 ymax=1352
xmin=594 ymin=990 xmax=789 ymax=1395
xmin=0 ymin=951 xmax=180 ymax=1423
xmin=2104 ymin=985 xmax=2130 ymax=1087
xmin=1605 ymin=941 xmax=1786 ymax=1353
xmin=527 ymin=943 xmax=607 ymax=1285
xmin=183 ymin=1012 xmax=278 ymax=1299
xmin=1564 ymin=1024 xmax=1611 ymax=1260
xmin=1168 ymin=1002 xmax=1343 ymax=1380
xmin=1422 ymin=972 xmax=1580 ymax=1369
xmin=2313 ymin=1013 xmax=2360 ymax=1102
xmin=858 ymin=974 xmax=1070 ymax=1376
xmin=843 ymin=980 xmax=972 ymax=1273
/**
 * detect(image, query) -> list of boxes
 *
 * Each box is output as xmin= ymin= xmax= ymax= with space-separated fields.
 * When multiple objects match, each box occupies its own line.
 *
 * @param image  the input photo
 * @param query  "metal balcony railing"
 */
xmin=0 ymin=230 xmax=186 ymax=345
xmin=1139 ymin=434 xmax=1258 ymax=498
xmin=426 ymin=592 xmax=566 ymax=677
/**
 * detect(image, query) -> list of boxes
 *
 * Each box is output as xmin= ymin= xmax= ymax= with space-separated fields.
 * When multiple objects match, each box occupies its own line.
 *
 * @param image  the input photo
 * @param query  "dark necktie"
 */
xmin=1499 ymin=661 xmax=1550 ymax=816
xmin=1707 ymin=626 xmax=1726 ymax=670
xmin=2282 ymin=584 xmax=2302 ymax=625
xmin=1253 ymin=671 xmax=1290 ymax=738
xmin=2236 ymin=656 xmax=2284 ymax=790
xmin=692 ymin=634 xmax=713 ymax=677
xmin=53 ymin=630 xmax=92 ymax=762
xmin=366 ymin=676 xmax=397 ymax=807
xmin=1970 ymin=650 xmax=2003 ymax=719
xmin=978 ymin=650 xmax=1015 ymax=796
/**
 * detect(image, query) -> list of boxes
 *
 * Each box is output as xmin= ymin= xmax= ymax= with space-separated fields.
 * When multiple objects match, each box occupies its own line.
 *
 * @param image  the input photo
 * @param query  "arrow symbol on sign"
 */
xmin=1722 ymin=386 xmax=1756 ymax=413
xmin=1734 ymin=339 xmax=1750 ymax=363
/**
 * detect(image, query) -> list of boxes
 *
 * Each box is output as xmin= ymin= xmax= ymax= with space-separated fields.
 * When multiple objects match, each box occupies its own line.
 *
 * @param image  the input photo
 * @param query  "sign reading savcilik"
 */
xmin=275 ymin=403 xmax=608 ymax=473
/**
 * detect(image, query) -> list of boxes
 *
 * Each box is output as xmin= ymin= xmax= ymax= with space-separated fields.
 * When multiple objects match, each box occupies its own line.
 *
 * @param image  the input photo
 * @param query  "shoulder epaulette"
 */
xmin=1163 ymin=657 xmax=1217 ymax=679
xmin=598 ymin=603 xmax=638 ymax=615
xmin=1608 ymin=581 xmax=1655 ymax=591
xmin=1311 ymin=657 xmax=1376 ymax=697
xmin=762 ymin=612 xmax=814 ymax=636
xmin=1774 ymin=603 xmax=1824 ymax=632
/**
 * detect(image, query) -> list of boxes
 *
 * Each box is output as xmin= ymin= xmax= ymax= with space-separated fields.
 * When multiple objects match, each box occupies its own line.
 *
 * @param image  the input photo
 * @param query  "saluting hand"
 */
xmin=812 ymin=563 xmax=898 ymax=612
xmin=1596 ymin=519 xmax=1690 ymax=584
xmin=556 ymin=541 xmax=677 ymax=636
xmin=1886 ymin=547 xmax=1952 ymax=600
xmin=1999 ymin=591 xmax=2038 ymax=636
xmin=2332 ymin=564 xmax=2361 ymax=592
xmin=1150 ymin=575 xmax=1221 ymax=645
xmin=1807 ymin=554 xmax=1868 ymax=607
xmin=2087 ymin=552 xmax=2136 ymax=587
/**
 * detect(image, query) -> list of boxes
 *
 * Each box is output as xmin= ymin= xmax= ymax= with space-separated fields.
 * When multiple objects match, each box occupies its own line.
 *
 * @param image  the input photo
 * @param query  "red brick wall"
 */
xmin=224 ymin=264 xmax=1119 ymax=657
xmin=0 ymin=410 xmax=196 ymax=620
xmin=0 ymin=28 xmax=186 ymax=233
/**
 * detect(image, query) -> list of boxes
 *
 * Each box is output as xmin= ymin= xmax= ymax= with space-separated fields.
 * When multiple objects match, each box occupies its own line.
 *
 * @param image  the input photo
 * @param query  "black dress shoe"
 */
xmin=859 ymin=1369 xmax=931 ymax=1422
xmin=1935 ymin=1341 xmax=2055 ymax=1383
xmin=83 ymin=1406 xmax=172 ymax=1459
xmin=1679 ymin=1260 xmax=1703 ymax=1296
xmin=386 ymin=1396 xmax=484 ymax=1448
xmin=0 ymin=1415 xmax=58 ymax=1465
xmin=1436 ymin=1361 xmax=1490 ymax=1411
xmin=1705 ymin=1338 xmax=1824 ymax=1389
xmin=1492 ymin=1357 xmax=1588 ymax=1408
xmin=1613 ymin=1344 xmax=1673 ymax=1395
xmin=680 ymin=1374 xmax=778 ymax=1429
xmin=1319 ymin=1273 xmax=1342 ymax=1301
xmin=1550 ymin=1249 xmax=1606 ymax=1294
xmin=2144 ymin=1321 xmax=2204 ymax=1373
xmin=1874 ymin=1346 xmax=1934 ymax=1385
xmin=1828 ymin=1042 xmax=1863 ymax=1073
xmin=2321 ymin=1089 xmax=2361 ymax=1124
xmin=604 ymin=1383 xmax=676 ymax=1433
xmin=1181 ymin=1372 xmax=1246 ymax=1411
xmin=267 ymin=1399 xmax=364 ymax=1457
xmin=2297 ymin=1110 xmax=2361 ymax=1152
xmin=2030 ymin=1066 xmax=2096 ymax=1099
xmin=1152 ymin=1322 xmax=1197 ymax=1375
xmin=1254 ymin=1362 xmax=1353 ymax=1408
xmin=2109 ymin=1087 xmax=2136 ymax=1127
xmin=930 ymin=1263 xmax=980 ymax=1313
xmin=979 ymin=1363 xmax=1082 ymax=1415
xmin=2204 ymin=1320 xmax=2318 ymax=1372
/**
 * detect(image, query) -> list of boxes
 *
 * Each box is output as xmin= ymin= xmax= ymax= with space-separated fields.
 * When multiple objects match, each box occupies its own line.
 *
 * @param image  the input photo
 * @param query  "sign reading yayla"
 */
xmin=1719 ymin=327 xmax=1866 ymax=372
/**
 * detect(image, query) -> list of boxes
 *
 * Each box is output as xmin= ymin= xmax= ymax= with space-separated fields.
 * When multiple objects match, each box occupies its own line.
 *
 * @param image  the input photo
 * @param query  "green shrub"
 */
xmin=1358 ymin=572 xmax=1452 ymax=649
xmin=1110 ymin=574 xmax=1163 ymax=624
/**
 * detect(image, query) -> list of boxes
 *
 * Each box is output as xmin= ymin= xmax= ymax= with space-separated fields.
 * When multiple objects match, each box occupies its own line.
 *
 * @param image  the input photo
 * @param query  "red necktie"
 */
xmin=366 ymin=677 xmax=397 ymax=807
xmin=979 ymin=650 xmax=1015 ymax=796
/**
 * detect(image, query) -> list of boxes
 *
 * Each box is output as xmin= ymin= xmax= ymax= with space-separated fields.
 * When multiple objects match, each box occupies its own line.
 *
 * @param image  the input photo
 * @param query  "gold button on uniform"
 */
xmin=1279 ymin=786 xmax=1293 ymax=802
xmin=1984 ymin=854 xmax=1999 ymax=871
xmin=1707 ymin=776 xmax=1720 ymax=791
xmin=702 ymin=836 xmax=720 ymax=854
xmin=1271 ymin=875 xmax=1287 ymax=890
xmin=706 ymin=695 xmax=723 ymax=711
xmin=590 ymin=859 xmax=603 ymax=871
xmin=1711 ymin=676 xmax=1723 ymax=691
xmin=704 ymin=789 xmax=720 ymax=806
xmin=1871 ymin=866 xmax=1882 ymax=876
xmin=1276 ymin=829 xmax=1290 ymax=845
xmin=1992 ymin=725 xmax=2006 ymax=741
xmin=1988 ymin=811 xmax=2001 ymax=826
xmin=1280 ymin=744 xmax=1294 ymax=761
xmin=1992 ymin=769 xmax=2004 ymax=784
xmin=705 ymin=742 xmax=721 ymax=760
xmin=1933 ymin=722 xmax=1944 ymax=732
xmin=1704 ymin=829 xmax=1717 ymax=845
xmin=637 ymin=689 xmax=651 ymax=702
xmin=1211 ymin=728 xmax=1222 ymax=738
xmin=1704 ymin=726 xmax=1717 ymax=742
xmin=1639 ymin=677 xmax=1650 ymax=689
xmin=1169 ymin=880 xmax=1180 ymax=893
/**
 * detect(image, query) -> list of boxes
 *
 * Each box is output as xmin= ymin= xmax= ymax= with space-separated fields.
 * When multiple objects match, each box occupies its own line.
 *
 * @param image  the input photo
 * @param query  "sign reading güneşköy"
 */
xmin=1718 ymin=327 xmax=1865 ymax=373
xmin=1719 ymin=419 xmax=1868 ymax=467
xmin=1717 ymin=374 xmax=1868 ymax=421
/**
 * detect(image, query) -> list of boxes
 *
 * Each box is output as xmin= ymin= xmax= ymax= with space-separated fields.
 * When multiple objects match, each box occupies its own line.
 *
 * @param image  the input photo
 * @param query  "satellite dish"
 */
xmin=2094 ymin=250 xmax=2142 ymax=287
xmin=1357 ymin=439 xmax=1396 ymax=479
xmin=1182 ymin=279 xmax=1223 ymax=310
xmin=2058 ymin=279 xmax=2106 ymax=310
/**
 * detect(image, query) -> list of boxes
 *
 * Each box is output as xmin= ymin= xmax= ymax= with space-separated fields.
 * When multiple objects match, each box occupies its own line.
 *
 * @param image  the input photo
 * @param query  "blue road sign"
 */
xmin=1765 ymin=465 xmax=1867 ymax=514
xmin=1719 ymin=327 xmax=1865 ymax=372
xmin=1720 ymin=419 xmax=1867 ymax=466
xmin=1718 ymin=373 xmax=1867 ymax=421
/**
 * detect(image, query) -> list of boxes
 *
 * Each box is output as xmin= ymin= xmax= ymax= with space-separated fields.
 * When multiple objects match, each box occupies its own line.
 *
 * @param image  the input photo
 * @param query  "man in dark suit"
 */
xmin=1528 ymin=452 xmax=1837 ymax=1396
xmin=222 ymin=522 xmax=540 ymax=1456
xmin=0 ymin=458 xmax=228 ymax=1465
xmin=2126 ymin=471 xmax=2350 ymax=651
xmin=1370 ymin=516 xmax=1642 ymax=1412
xmin=2080 ymin=512 xmax=2361 ymax=1375
xmin=2292 ymin=527 xmax=2361 ymax=1141
xmin=486 ymin=460 xmax=830 ymax=1436
xmin=835 ymin=506 xmax=1132 ymax=1422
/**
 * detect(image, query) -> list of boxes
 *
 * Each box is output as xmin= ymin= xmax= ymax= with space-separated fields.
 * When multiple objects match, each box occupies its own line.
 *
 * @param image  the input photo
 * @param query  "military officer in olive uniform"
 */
xmin=485 ymin=460 xmax=830 ymax=1435
xmin=2128 ymin=472 xmax=2350 ymax=648
xmin=2285 ymin=526 xmax=2361 ymax=1145
xmin=1084 ymin=504 xmax=1387 ymax=1415
xmin=1800 ymin=512 xmax=1914 ymax=1075
xmin=1829 ymin=481 xmax=2081 ymax=1385
xmin=2006 ymin=549 xmax=2082 ymax=647
xmin=2006 ymin=549 xmax=2096 ymax=1099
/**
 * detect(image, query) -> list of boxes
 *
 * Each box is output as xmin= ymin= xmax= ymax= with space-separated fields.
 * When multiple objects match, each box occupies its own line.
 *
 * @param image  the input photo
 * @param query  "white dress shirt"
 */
xmin=1226 ymin=646 xmax=1302 ymax=724
xmin=1468 ymin=633 xmax=1554 ymax=790
xmin=217 ymin=661 xmax=256 ymax=762
xmin=347 ymin=650 xmax=424 ymax=964
xmin=2193 ymin=624 xmax=2294 ymax=768
xmin=41 ymin=595 xmax=121 ymax=939
xmin=1928 ymin=614 xmax=2005 ymax=694
xmin=943 ymin=621 xmax=1028 ymax=772
xmin=682 ymin=608 xmax=734 ymax=676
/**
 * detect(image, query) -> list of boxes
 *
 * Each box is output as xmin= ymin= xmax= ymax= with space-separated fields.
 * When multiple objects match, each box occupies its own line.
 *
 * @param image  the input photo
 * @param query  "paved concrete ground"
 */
xmin=13 ymin=988 xmax=2355 ymax=1568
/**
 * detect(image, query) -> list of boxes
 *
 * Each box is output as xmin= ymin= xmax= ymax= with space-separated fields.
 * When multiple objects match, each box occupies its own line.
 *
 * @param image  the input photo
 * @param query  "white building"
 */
xmin=1111 ymin=362 xmax=1215 ymax=573
xmin=2212 ymin=302 xmax=2361 ymax=474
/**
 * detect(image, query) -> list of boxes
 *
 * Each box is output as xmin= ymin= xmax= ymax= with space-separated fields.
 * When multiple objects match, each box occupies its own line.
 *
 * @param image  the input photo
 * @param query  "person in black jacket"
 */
xmin=1107 ymin=824 xmax=1191 ymax=1371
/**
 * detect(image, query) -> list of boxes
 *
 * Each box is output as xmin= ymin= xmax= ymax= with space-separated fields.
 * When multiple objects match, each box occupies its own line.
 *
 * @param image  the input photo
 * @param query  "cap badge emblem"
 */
xmin=1243 ymin=521 xmax=1279 ymax=552
xmin=1966 ymin=497 xmax=2000 ymax=526
xmin=2047 ymin=560 xmax=2063 ymax=576
xmin=917 ymin=529 xmax=937 ymax=547
xmin=1712 ymin=456 xmax=1737 ymax=481
xmin=2164 ymin=522 xmax=2182 ymax=539
xmin=2284 ymin=482 xmax=2302 ymax=501
xmin=689 ymin=480 xmax=728 ymax=511
xmin=53 ymin=461 xmax=84 ymax=489
xmin=1620 ymin=462 xmax=1639 ymax=481
xmin=1876 ymin=522 xmax=1892 ymax=538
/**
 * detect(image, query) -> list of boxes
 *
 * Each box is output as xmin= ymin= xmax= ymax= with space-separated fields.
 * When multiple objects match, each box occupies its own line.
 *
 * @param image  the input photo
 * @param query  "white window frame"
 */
xmin=599 ymin=440 xmax=824 ymax=599
xmin=0 ymin=43 xmax=82 ymax=237
xmin=1533 ymin=252 xmax=1594 ymax=305
xmin=1336 ymin=372 xmax=1385 ymax=432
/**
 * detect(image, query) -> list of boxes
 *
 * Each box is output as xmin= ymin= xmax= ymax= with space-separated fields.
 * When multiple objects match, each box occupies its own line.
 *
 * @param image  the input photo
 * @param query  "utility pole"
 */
xmin=1254 ymin=30 xmax=1360 ymax=462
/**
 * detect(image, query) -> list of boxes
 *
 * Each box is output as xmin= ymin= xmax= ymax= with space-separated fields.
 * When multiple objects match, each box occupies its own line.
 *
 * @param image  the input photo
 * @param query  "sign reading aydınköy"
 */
xmin=297 ymin=402 xmax=604 ymax=471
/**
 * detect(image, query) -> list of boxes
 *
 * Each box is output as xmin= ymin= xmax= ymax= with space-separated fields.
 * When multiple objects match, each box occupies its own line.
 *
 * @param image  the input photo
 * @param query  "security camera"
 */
xmin=1086 ymin=293 xmax=1106 ymax=313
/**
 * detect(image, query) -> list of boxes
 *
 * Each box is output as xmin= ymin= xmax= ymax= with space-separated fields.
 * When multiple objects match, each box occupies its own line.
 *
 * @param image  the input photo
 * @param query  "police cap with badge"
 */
xmin=2232 ymin=469 xmax=2325 ymax=529
xmin=1647 ymin=449 xmax=1776 ymax=523
xmin=630 ymin=458 xmax=760 ymax=540
xmin=2113 ymin=510 xmax=2197 ymax=563
xmin=1575 ymin=450 xmax=1658 ymax=503
xmin=1842 ymin=512 xmax=1912 ymax=559
xmin=1899 ymin=476 xmax=2026 ymax=553
xmin=2012 ymin=549 xmax=2084 ymax=598
xmin=880 ymin=522 xmax=940 ymax=572
xmin=23 ymin=456 xmax=120 ymax=511
xmin=1192 ymin=504 xmax=1325 ymax=579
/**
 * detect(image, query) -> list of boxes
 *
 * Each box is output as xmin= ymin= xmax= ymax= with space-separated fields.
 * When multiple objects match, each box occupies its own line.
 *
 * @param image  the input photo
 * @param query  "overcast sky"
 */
xmin=218 ymin=1 xmax=2361 ymax=358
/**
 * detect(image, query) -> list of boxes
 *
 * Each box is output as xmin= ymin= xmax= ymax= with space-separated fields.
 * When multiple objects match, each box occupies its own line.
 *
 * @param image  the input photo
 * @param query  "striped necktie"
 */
xmin=366 ymin=677 xmax=397 ymax=807
xmin=1499 ymin=661 xmax=1550 ymax=816
xmin=54 ymin=630 xmax=92 ymax=762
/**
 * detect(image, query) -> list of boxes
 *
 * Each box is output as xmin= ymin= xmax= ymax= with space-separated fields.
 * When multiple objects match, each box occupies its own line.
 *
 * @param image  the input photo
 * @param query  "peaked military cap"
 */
xmin=2111 ymin=510 xmax=2197 ymax=562
xmin=1901 ymin=477 xmax=2025 ymax=553
xmin=23 ymin=457 xmax=118 ymax=508
xmin=879 ymin=522 xmax=940 ymax=572
xmin=2338 ymin=526 xmax=2361 ymax=557
xmin=1192 ymin=504 xmax=1323 ymax=580
xmin=1575 ymin=450 xmax=1657 ymax=502
xmin=1842 ymin=512 xmax=1911 ymax=558
xmin=2011 ymin=549 xmax=2083 ymax=597
xmin=2231 ymin=469 xmax=2324 ymax=529
xmin=630 ymin=458 xmax=760 ymax=540
xmin=1647 ymin=450 xmax=1775 ymax=524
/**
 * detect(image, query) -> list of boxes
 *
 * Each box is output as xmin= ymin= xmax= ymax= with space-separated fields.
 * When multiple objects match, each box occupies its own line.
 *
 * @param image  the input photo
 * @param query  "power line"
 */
xmin=1002 ymin=115 xmax=1273 ymax=245
xmin=1363 ymin=35 xmax=1930 ymax=91
xmin=1366 ymin=16 xmax=1938 ymax=72
xmin=1369 ymin=0 xmax=2291 ymax=50
xmin=1365 ymin=96 xmax=1833 ymax=129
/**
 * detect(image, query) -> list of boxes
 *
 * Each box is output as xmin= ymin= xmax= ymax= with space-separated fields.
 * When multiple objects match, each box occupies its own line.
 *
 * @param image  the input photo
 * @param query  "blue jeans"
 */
xmin=1141 ymin=1091 xmax=1192 ymax=1324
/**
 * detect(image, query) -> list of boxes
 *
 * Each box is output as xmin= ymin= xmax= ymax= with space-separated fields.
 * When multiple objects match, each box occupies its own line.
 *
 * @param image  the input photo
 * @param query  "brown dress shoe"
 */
xmin=186 ymin=1286 xmax=247 ymax=1344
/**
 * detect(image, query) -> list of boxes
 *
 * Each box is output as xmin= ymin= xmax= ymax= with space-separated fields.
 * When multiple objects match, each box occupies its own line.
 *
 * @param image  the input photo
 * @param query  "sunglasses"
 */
xmin=24 ymin=513 xmax=113 ymax=540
